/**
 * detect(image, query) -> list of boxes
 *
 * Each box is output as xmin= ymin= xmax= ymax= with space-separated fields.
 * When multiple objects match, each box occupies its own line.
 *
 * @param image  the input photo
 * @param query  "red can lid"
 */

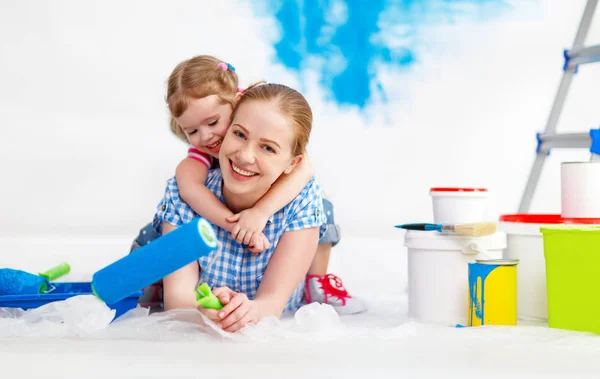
xmin=430 ymin=187 xmax=488 ymax=192
xmin=562 ymin=217 xmax=600 ymax=224
xmin=499 ymin=214 xmax=563 ymax=224
xmin=499 ymin=214 xmax=600 ymax=224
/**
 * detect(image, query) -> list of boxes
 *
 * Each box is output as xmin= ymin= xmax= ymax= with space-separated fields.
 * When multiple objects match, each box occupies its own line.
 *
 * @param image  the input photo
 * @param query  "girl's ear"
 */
xmin=284 ymin=155 xmax=303 ymax=175
xmin=235 ymin=91 xmax=243 ymax=102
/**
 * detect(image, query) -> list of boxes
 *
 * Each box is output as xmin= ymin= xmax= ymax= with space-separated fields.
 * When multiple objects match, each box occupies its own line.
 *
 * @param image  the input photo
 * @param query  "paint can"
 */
xmin=404 ymin=230 xmax=506 ymax=326
xmin=429 ymin=187 xmax=488 ymax=224
xmin=541 ymin=225 xmax=600 ymax=334
xmin=499 ymin=214 xmax=600 ymax=321
xmin=468 ymin=259 xmax=518 ymax=326
xmin=561 ymin=162 xmax=600 ymax=219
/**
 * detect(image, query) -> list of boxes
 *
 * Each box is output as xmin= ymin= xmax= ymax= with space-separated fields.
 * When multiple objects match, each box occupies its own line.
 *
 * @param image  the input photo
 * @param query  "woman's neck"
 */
xmin=221 ymin=183 xmax=265 ymax=215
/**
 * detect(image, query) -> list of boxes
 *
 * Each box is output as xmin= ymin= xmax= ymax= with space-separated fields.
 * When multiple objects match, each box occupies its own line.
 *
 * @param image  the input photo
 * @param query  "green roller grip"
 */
xmin=39 ymin=262 xmax=71 ymax=281
xmin=196 ymin=283 xmax=223 ymax=310
xmin=38 ymin=262 xmax=71 ymax=293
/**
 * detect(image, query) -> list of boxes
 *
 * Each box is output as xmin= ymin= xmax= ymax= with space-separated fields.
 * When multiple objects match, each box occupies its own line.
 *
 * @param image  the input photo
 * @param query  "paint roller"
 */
xmin=91 ymin=217 xmax=219 ymax=305
xmin=0 ymin=262 xmax=71 ymax=295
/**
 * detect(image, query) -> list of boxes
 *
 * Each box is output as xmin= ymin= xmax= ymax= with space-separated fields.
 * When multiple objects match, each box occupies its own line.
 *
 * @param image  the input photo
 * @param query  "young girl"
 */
xmin=132 ymin=55 xmax=366 ymax=315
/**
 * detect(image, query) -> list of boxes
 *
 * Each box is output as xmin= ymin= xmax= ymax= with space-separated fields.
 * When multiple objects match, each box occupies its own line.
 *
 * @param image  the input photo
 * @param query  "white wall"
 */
xmin=1 ymin=0 xmax=599 ymax=249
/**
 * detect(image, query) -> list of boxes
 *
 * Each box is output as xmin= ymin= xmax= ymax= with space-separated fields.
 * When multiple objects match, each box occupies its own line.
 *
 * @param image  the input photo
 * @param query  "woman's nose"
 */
xmin=236 ymin=145 xmax=255 ymax=164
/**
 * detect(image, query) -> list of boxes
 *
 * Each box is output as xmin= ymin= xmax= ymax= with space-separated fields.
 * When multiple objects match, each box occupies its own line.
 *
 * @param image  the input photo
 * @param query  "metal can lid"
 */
xmin=475 ymin=259 xmax=519 ymax=266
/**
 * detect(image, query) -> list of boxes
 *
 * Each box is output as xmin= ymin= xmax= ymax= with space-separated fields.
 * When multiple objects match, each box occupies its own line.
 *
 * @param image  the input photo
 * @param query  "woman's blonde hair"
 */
xmin=231 ymin=83 xmax=312 ymax=156
xmin=166 ymin=55 xmax=239 ymax=142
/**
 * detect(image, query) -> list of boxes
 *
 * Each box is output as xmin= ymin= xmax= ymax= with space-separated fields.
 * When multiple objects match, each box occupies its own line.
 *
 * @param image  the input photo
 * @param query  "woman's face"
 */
xmin=175 ymin=95 xmax=232 ymax=158
xmin=219 ymin=100 xmax=301 ymax=197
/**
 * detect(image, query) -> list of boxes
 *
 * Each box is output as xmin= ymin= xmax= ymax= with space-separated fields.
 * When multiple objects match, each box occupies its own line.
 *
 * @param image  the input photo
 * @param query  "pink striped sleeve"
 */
xmin=187 ymin=148 xmax=213 ymax=169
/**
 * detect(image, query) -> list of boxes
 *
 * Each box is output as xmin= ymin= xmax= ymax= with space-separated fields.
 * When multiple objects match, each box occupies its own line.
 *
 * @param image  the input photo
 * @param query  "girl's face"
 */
xmin=175 ymin=95 xmax=232 ymax=158
xmin=219 ymin=100 xmax=302 ymax=198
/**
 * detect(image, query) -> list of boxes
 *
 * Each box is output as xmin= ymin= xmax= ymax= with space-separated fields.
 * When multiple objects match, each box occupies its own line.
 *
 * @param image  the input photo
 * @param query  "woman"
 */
xmin=153 ymin=83 xmax=327 ymax=332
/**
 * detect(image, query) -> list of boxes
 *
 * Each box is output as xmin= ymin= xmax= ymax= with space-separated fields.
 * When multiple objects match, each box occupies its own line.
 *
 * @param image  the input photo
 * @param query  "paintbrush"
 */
xmin=395 ymin=222 xmax=497 ymax=237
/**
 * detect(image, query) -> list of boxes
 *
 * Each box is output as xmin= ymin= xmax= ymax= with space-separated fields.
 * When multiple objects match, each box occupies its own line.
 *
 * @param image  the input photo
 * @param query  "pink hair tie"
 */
xmin=237 ymin=87 xmax=245 ymax=94
xmin=217 ymin=62 xmax=228 ymax=71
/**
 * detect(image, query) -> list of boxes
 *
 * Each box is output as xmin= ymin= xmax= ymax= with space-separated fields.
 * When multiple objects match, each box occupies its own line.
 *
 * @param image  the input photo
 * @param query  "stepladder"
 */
xmin=518 ymin=0 xmax=600 ymax=213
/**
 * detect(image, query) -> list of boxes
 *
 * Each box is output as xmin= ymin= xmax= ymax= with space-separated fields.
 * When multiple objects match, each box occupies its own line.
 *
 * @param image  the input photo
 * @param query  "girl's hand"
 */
xmin=197 ymin=287 xmax=263 ymax=333
xmin=248 ymin=233 xmax=271 ymax=256
xmin=227 ymin=209 xmax=272 ymax=250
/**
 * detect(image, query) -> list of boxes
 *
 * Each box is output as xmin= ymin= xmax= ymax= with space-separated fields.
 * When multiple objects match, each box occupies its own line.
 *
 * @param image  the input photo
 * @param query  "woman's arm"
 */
xmin=175 ymin=158 xmax=236 ymax=232
xmin=160 ymin=221 xmax=201 ymax=311
xmin=254 ymin=227 xmax=320 ymax=317
xmin=212 ymin=227 xmax=319 ymax=332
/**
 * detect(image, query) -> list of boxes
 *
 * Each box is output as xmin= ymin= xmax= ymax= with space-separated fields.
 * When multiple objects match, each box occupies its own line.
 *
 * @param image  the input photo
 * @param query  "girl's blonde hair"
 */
xmin=231 ymin=83 xmax=312 ymax=156
xmin=166 ymin=55 xmax=239 ymax=142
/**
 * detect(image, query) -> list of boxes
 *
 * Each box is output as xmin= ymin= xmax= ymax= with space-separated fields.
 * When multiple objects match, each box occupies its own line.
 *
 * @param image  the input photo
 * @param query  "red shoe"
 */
xmin=303 ymin=273 xmax=367 ymax=315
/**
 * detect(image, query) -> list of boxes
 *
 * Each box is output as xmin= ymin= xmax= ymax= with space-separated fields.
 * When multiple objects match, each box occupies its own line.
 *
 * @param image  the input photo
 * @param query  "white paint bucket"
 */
xmin=499 ymin=214 xmax=600 ymax=321
xmin=429 ymin=187 xmax=488 ymax=224
xmin=561 ymin=162 xmax=600 ymax=219
xmin=499 ymin=214 xmax=562 ymax=321
xmin=404 ymin=230 xmax=506 ymax=326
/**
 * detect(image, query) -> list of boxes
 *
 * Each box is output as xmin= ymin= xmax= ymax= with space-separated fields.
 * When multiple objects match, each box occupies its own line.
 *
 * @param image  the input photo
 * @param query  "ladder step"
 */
xmin=538 ymin=132 xmax=591 ymax=150
xmin=565 ymin=45 xmax=600 ymax=69
xmin=569 ymin=44 xmax=600 ymax=57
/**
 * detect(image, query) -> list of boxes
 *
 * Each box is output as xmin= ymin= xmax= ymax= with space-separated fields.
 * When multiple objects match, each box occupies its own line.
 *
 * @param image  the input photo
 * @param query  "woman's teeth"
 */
xmin=232 ymin=162 xmax=257 ymax=177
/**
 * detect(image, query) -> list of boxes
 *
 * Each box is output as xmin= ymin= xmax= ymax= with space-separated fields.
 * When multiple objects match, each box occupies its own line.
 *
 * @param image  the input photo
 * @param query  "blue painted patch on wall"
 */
xmin=267 ymin=0 xmax=513 ymax=108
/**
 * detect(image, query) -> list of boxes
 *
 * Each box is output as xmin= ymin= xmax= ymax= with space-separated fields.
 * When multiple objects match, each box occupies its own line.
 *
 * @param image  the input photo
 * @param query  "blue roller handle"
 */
xmin=91 ymin=218 xmax=218 ymax=305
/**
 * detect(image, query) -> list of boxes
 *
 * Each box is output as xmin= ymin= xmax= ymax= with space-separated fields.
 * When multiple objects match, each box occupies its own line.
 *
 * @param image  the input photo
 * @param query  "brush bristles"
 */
xmin=452 ymin=222 xmax=497 ymax=237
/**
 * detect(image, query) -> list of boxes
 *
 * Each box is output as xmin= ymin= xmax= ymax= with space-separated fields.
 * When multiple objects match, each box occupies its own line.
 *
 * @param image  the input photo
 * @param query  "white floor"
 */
xmin=2 ymin=235 xmax=600 ymax=378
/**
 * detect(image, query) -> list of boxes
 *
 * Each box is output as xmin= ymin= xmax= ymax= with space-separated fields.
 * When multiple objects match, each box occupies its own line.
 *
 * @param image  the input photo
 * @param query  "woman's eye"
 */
xmin=262 ymin=145 xmax=275 ymax=153
xmin=208 ymin=120 xmax=218 ymax=126
xmin=187 ymin=130 xmax=197 ymax=135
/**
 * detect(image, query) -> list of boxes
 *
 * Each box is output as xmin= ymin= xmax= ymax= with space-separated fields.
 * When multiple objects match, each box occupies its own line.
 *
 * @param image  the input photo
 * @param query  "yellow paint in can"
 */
xmin=468 ymin=259 xmax=518 ymax=326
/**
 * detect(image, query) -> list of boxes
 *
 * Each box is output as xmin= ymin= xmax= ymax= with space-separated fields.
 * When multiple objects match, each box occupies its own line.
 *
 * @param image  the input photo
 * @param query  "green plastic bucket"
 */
xmin=540 ymin=225 xmax=600 ymax=334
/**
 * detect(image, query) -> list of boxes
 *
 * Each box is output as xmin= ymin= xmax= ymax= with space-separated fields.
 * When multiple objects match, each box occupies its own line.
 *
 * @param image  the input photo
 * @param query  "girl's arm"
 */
xmin=254 ymin=153 xmax=314 ymax=216
xmin=177 ymin=157 xmax=271 ymax=253
xmin=254 ymin=227 xmax=320 ymax=317
xmin=175 ymin=157 xmax=236 ymax=232
xmin=160 ymin=221 xmax=200 ymax=310
xmin=227 ymin=154 xmax=315 ymax=245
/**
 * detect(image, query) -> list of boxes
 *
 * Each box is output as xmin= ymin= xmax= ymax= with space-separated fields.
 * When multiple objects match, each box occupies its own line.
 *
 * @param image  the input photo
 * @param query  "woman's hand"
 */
xmin=196 ymin=287 xmax=264 ymax=332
